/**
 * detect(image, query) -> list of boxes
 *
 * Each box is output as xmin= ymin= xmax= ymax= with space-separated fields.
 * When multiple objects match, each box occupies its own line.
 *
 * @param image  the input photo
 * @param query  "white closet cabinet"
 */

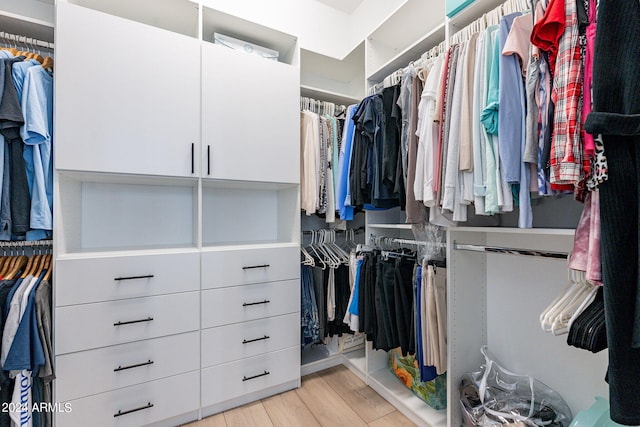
xmin=201 ymin=44 xmax=300 ymax=183
xmin=55 ymin=2 xmax=200 ymax=177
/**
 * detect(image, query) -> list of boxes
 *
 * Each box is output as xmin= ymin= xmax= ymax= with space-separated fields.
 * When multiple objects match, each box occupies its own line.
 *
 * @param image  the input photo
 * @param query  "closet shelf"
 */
xmin=56 ymin=246 xmax=200 ymax=260
xmin=447 ymin=0 xmax=508 ymax=30
xmin=300 ymin=85 xmax=361 ymax=106
xmin=201 ymin=242 xmax=299 ymax=252
xmin=366 ymin=22 xmax=446 ymax=83
xmin=368 ymin=368 xmax=447 ymax=427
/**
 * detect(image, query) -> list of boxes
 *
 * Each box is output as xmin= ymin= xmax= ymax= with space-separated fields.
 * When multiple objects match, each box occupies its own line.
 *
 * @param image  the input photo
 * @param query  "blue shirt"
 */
xmin=20 ymin=66 xmax=53 ymax=240
xmin=337 ymin=105 xmax=357 ymax=220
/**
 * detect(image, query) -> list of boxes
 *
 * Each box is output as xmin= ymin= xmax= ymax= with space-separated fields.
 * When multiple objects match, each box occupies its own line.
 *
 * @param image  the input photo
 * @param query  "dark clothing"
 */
xmin=394 ymin=258 xmax=415 ymax=356
xmin=584 ymin=2 xmax=640 ymax=423
xmin=598 ymin=136 xmax=640 ymax=425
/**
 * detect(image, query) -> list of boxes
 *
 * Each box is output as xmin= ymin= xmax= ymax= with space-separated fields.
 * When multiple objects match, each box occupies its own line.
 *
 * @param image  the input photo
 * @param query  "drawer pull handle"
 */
xmin=207 ymin=145 xmax=211 ymax=175
xmin=242 ymin=264 xmax=270 ymax=270
xmin=242 ymin=371 xmax=270 ymax=382
xmin=242 ymin=300 xmax=270 ymax=307
xmin=114 ymin=274 xmax=154 ymax=281
xmin=242 ymin=335 xmax=270 ymax=344
xmin=114 ymin=360 xmax=154 ymax=372
xmin=114 ymin=402 xmax=154 ymax=418
xmin=114 ymin=317 xmax=154 ymax=326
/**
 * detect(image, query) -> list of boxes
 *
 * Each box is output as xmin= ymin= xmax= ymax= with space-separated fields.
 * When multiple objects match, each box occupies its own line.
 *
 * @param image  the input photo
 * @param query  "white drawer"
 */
xmin=201 ymin=347 xmax=300 ymax=407
xmin=56 ymin=251 xmax=200 ymax=306
xmin=55 ymin=292 xmax=199 ymax=354
xmin=201 ymin=245 xmax=299 ymax=289
xmin=56 ymin=332 xmax=199 ymax=402
xmin=201 ymin=280 xmax=299 ymax=328
xmin=56 ymin=371 xmax=199 ymax=427
xmin=202 ymin=313 xmax=299 ymax=368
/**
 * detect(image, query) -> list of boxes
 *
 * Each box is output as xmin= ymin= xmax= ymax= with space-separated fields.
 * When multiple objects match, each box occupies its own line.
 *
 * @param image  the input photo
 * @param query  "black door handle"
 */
xmin=113 ymin=317 xmax=154 ymax=326
xmin=114 ymin=360 xmax=154 ymax=372
xmin=114 ymin=402 xmax=153 ymax=417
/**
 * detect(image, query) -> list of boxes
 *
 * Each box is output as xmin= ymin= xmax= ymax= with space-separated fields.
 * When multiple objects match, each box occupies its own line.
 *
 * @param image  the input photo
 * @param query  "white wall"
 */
xmin=348 ymin=0 xmax=406 ymax=53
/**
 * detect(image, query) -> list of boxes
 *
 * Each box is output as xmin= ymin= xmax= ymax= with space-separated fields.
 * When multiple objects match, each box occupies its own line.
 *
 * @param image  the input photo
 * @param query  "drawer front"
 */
xmin=56 ymin=252 xmax=200 ymax=306
xmin=201 ymin=347 xmax=300 ymax=407
xmin=201 ymin=280 xmax=299 ymax=328
xmin=56 ymin=332 xmax=199 ymax=402
xmin=201 ymin=245 xmax=299 ymax=289
xmin=56 ymin=371 xmax=199 ymax=427
xmin=202 ymin=313 xmax=299 ymax=368
xmin=55 ymin=292 xmax=199 ymax=355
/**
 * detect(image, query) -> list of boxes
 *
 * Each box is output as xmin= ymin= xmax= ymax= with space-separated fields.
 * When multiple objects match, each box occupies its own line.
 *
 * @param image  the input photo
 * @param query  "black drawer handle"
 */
xmin=114 ymin=360 xmax=154 ymax=372
xmin=242 ymin=300 xmax=270 ymax=307
xmin=242 ymin=335 xmax=270 ymax=344
xmin=114 ymin=274 xmax=154 ymax=281
xmin=207 ymin=145 xmax=211 ymax=175
xmin=114 ymin=402 xmax=153 ymax=418
xmin=242 ymin=371 xmax=270 ymax=382
xmin=242 ymin=264 xmax=270 ymax=270
xmin=114 ymin=317 xmax=154 ymax=326
xmin=191 ymin=143 xmax=195 ymax=174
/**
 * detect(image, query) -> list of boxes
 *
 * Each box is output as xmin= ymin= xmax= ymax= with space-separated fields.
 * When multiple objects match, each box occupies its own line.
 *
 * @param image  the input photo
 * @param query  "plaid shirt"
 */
xmin=550 ymin=0 xmax=586 ymax=186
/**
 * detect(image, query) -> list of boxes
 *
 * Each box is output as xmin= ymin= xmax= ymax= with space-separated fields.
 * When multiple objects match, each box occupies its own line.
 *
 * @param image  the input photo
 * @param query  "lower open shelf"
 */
xmin=368 ymin=368 xmax=447 ymax=427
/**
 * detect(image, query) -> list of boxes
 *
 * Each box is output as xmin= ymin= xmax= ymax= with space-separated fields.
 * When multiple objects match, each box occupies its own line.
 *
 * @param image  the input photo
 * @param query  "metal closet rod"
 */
xmin=369 ymin=235 xmax=447 ymax=247
xmin=302 ymin=227 xmax=364 ymax=234
xmin=453 ymin=242 xmax=568 ymax=260
xmin=0 ymin=240 xmax=53 ymax=248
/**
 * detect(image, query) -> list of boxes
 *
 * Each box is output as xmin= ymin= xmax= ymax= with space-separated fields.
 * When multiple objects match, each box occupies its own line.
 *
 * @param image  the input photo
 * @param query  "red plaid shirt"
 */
xmin=550 ymin=0 xmax=586 ymax=186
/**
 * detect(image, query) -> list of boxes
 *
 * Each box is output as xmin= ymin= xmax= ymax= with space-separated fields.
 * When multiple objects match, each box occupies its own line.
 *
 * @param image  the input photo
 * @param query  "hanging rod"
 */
xmin=453 ymin=242 xmax=568 ymax=260
xmin=0 ymin=240 xmax=53 ymax=248
xmin=302 ymin=227 xmax=364 ymax=235
xmin=369 ymin=234 xmax=447 ymax=247
xmin=0 ymin=31 xmax=54 ymax=51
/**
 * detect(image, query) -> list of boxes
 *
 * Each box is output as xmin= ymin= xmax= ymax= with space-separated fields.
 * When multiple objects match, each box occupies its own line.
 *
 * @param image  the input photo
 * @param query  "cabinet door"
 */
xmin=55 ymin=3 xmax=200 ymax=177
xmin=201 ymin=43 xmax=300 ymax=183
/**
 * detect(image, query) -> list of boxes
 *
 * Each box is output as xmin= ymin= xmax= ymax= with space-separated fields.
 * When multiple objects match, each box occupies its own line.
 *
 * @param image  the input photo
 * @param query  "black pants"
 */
xmin=394 ymin=258 xmax=415 ymax=356
xmin=600 ymin=136 xmax=640 ymax=424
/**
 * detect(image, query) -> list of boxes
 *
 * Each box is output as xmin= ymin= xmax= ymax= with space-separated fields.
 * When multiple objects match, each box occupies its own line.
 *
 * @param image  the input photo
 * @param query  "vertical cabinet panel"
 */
xmin=55 ymin=2 xmax=200 ymax=177
xmin=201 ymin=43 xmax=300 ymax=183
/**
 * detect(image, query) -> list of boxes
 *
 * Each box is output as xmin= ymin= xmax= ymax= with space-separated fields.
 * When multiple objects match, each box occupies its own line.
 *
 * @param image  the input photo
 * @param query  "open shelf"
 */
xmin=56 ymin=172 xmax=198 ymax=255
xmin=448 ymin=0 xmax=510 ymax=30
xmin=202 ymin=6 xmax=298 ymax=65
xmin=368 ymin=368 xmax=447 ymax=427
xmin=301 ymin=42 xmax=365 ymax=102
xmin=366 ymin=0 xmax=445 ymax=80
xmin=367 ymin=22 xmax=445 ymax=83
xmin=0 ymin=11 xmax=54 ymax=42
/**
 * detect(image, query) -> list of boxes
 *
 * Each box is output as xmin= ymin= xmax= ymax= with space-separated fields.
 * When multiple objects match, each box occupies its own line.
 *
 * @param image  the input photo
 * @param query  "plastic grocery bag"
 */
xmin=460 ymin=346 xmax=572 ymax=427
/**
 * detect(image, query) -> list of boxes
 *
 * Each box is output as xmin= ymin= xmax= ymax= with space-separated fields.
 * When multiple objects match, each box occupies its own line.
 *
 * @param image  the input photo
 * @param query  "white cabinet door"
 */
xmin=201 ymin=43 xmax=300 ymax=183
xmin=55 ymin=2 xmax=200 ymax=177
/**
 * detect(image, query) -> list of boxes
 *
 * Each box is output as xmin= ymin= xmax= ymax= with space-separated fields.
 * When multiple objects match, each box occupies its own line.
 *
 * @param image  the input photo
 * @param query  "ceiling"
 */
xmin=314 ymin=0 xmax=365 ymax=14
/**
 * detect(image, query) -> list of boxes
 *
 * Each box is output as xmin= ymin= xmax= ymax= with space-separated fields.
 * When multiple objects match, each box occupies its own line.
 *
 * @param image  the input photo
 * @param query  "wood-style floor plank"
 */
xmin=262 ymin=390 xmax=321 ymax=427
xmin=368 ymin=410 xmax=417 ymax=427
xmin=295 ymin=373 xmax=368 ymax=427
xmin=317 ymin=365 xmax=396 ymax=423
xmin=181 ymin=412 xmax=227 ymax=427
xmin=224 ymin=402 xmax=274 ymax=427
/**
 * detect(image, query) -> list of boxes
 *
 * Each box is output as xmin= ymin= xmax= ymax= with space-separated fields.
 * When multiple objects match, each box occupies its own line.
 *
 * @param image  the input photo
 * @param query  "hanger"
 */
xmin=42 ymin=255 xmax=52 ymax=282
xmin=6 ymin=255 xmax=28 ymax=280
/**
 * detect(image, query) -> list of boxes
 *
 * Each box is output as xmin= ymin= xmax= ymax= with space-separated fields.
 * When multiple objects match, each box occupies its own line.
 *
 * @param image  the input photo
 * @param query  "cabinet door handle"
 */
xmin=242 ymin=371 xmax=270 ymax=382
xmin=207 ymin=145 xmax=211 ymax=175
xmin=242 ymin=335 xmax=270 ymax=344
xmin=191 ymin=143 xmax=195 ymax=174
xmin=114 ymin=274 xmax=154 ymax=281
xmin=114 ymin=360 xmax=154 ymax=372
xmin=242 ymin=300 xmax=270 ymax=307
xmin=114 ymin=402 xmax=154 ymax=418
xmin=242 ymin=264 xmax=270 ymax=270
xmin=113 ymin=317 xmax=154 ymax=326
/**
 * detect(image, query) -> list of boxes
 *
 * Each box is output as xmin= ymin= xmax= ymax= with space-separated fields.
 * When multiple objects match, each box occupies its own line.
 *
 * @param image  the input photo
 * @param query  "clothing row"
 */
xmin=0 ymin=51 xmax=53 ymax=241
xmin=342 ymin=248 xmax=447 ymax=379
xmin=0 ymin=254 xmax=53 ymax=427
xmin=300 ymin=109 xmax=349 ymax=221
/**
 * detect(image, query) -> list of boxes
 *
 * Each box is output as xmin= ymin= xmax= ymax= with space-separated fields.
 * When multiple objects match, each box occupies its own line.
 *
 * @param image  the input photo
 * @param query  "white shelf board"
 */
xmin=301 ymin=44 xmax=364 ymax=86
xmin=368 ymin=368 xmax=447 ymax=427
xmin=300 ymin=85 xmax=361 ymax=106
xmin=56 ymin=244 xmax=199 ymax=260
xmin=367 ymin=223 xmax=412 ymax=230
xmin=367 ymin=22 xmax=445 ymax=83
xmin=448 ymin=0 xmax=511 ymax=30
xmin=0 ymin=12 xmax=54 ymax=41
xmin=450 ymin=226 xmax=575 ymax=236
xmin=201 ymin=241 xmax=299 ymax=251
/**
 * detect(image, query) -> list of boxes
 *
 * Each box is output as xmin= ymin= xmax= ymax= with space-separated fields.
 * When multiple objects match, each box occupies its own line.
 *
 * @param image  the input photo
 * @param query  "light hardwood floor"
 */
xmin=182 ymin=366 xmax=417 ymax=427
